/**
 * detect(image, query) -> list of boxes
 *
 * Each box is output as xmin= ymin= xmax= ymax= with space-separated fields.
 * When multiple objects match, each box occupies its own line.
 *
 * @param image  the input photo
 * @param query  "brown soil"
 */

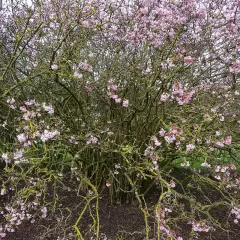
xmin=1 ymin=170 xmax=240 ymax=240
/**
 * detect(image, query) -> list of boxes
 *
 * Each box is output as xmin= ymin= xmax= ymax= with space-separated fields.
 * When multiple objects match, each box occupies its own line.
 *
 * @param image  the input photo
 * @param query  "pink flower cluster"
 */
xmin=231 ymin=205 xmax=240 ymax=224
xmin=159 ymin=125 xmax=185 ymax=147
xmin=86 ymin=135 xmax=99 ymax=145
xmin=151 ymin=136 xmax=161 ymax=146
xmin=181 ymin=160 xmax=190 ymax=167
xmin=190 ymin=221 xmax=212 ymax=232
xmin=11 ymin=99 xmax=61 ymax=150
xmin=214 ymin=164 xmax=237 ymax=183
xmin=0 ymin=199 xmax=38 ymax=238
xmin=107 ymin=79 xmax=129 ymax=107
xmin=51 ymin=64 xmax=58 ymax=70
xmin=6 ymin=98 xmax=16 ymax=109
xmin=17 ymin=133 xmax=32 ymax=147
xmin=1 ymin=149 xmax=27 ymax=165
xmin=17 ymin=128 xmax=59 ymax=146
xmin=40 ymin=130 xmax=60 ymax=142
xmin=229 ymin=60 xmax=240 ymax=73
xmin=215 ymin=136 xmax=232 ymax=148
xmin=160 ymin=82 xmax=195 ymax=105
xmin=68 ymin=135 xmax=79 ymax=145
xmin=206 ymin=135 xmax=232 ymax=151
xmin=173 ymin=82 xmax=196 ymax=105
xmin=144 ymin=145 xmax=159 ymax=170
xmin=186 ymin=144 xmax=195 ymax=152
xmin=155 ymin=207 xmax=182 ymax=239
xmin=201 ymin=162 xmax=211 ymax=168
xmin=19 ymin=100 xmax=54 ymax=121
xmin=183 ymin=56 xmax=194 ymax=65
xmin=78 ymin=60 xmax=93 ymax=73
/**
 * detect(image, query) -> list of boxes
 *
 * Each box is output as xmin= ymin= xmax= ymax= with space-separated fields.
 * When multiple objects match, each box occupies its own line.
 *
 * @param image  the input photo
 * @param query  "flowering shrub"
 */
xmin=0 ymin=0 xmax=240 ymax=239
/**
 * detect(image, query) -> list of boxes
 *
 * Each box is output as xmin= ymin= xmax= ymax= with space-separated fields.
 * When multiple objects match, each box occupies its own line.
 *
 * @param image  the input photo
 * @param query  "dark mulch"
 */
xmin=1 ymin=169 xmax=240 ymax=240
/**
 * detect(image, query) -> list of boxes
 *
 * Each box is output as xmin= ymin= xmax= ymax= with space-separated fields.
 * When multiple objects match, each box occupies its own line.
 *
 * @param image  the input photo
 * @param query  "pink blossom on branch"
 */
xmin=78 ymin=61 xmax=93 ymax=73
xmin=40 ymin=130 xmax=60 ymax=142
xmin=122 ymin=99 xmax=129 ymax=107
xmin=186 ymin=144 xmax=195 ymax=152
xmin=160 ymin=93 xmax=170 ymax=102
xmin=51 ymin=64 xmax=58 ymax=70
xmin=86 ymin=135 xmax=99 ymax=145
xmin=225 ymin=136 xmax=232 ymax=145
xmin=184 ymin=56 xmax=194 ymax=65
xmin=229 ymin=60 xmax=240 ymax=73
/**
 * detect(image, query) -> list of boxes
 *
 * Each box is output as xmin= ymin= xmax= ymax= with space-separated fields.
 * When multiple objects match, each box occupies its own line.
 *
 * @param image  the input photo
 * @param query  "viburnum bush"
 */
xmin=1 ymin=0 xmax=240 ymax=239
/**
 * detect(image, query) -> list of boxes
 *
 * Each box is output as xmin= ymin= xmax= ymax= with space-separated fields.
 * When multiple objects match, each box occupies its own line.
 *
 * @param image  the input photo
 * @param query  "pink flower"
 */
xmin=42 ymin=103 xmax=54 ymax=114
xmin=169 ymin=179 xmax=176 ymax=188
xmin=206 ymin=137 xmax=211 ymax=144
xmin=19 ymin=106 xmax=27 ymax=112
xmin=85 ymin=86 xmax=93 ymax=93
xmin=186 ymin=144 xmax=195 ymax=152
xmin=41 ymin=207 xmax=47 ymax=218
xmin=151 ymin=136 xmax=161 ymax=146
xmin=86 ymin=135 xmax=98 ymax=145
xmin=17 ymin=133 xmax=27 ymax=143
xmin=209 ymin=146 xmax=215 ymax=151
xmin=154 ymin=140 xmax=161 ymax=146
xmin=7 ymin=98 xmax=15 ymax=105
xmin=184 ymin=56 xmax=194 ymax=65
xmin=181 ymin=161 xmax=190 ymax=167
xmin=171 ymin=128 xmax=179 ymax=135
xmin=78 ymin=61 xmax=93 ymax=72
xmin=82 ymin=20 xmax=91 ymax=28
xmin=122 ymin=100 xmax=129 ymax=107
xmin=110 ymin=94 xmax=118 ymax=99
xmin=201 ymin=162 xmax=211 ymax=167
xmin=173 ymin=82 xmax=184 ymax=96
xmin=225 ymin=136 xmax=232 ymax=145
xmin=14 ymin=149 xmax=24 ymax=160
xmin=160 ymin=93 xmax=170 ymax=102
xmin=40 ymin=130 xmax=60 ymax=142
xmin=229 ymin=164 xmax=236 ymax=170
xmin=164 ymin=135 xmax=176 ymax=143
xmin=24 ymin=99 xmax=37 ymax=106
xmin=151 ymin=136 xmax=157 ymax=141
xmin=115 ymin=98 xmax=121 ymax=103
xmin=216 ymin=141 xmax=224 ymax=148
xmin=51 ymin=64 xmax=58 ymax=70
xmin=1 ymin=153 xmax=8 ymax=161
xmin=177 ymin=90 xmax=195 ymax=105
xmin=159 ymin=128 xmax=166 ymax=136
xmin=23 ymin=111 xmax=31 ymax=121
xmin=74 ymin=71 xmax=83 ymax=78
xmin=191 ymin=221 xmax=211 ymax=232
xmin=1 ymin=188 xmax=6 ymax=196
xmin=110 ymin=84 xmax=118 ymax=91
xmin=230 ymin=60 xmax=240 ymax=73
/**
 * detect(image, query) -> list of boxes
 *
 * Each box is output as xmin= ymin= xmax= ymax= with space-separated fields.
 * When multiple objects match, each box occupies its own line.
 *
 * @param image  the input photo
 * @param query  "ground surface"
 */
xmin=1 ymin=169 xmax=239 ymax=240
